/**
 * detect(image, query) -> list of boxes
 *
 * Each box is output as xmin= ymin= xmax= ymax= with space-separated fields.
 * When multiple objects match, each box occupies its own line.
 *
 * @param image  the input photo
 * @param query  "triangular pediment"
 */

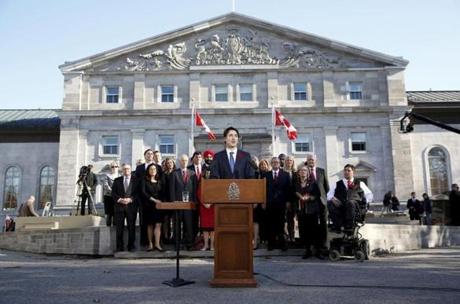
xmin=60 ymin=13 xmax=408 ymax=73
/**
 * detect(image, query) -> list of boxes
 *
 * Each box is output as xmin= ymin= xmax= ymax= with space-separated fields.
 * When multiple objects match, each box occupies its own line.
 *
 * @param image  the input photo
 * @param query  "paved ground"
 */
xmin=1 ymin=247 xmax=459 ymax=304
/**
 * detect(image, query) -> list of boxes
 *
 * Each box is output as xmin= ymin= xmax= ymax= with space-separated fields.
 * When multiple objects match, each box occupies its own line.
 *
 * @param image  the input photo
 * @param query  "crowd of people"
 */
xmin=101 ymin=127 xmax=377 ymax=260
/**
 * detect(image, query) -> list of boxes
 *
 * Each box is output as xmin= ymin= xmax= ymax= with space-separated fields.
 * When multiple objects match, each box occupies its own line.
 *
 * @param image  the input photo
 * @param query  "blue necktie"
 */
xmin=229 ymin=152 xmax=235 ymax=173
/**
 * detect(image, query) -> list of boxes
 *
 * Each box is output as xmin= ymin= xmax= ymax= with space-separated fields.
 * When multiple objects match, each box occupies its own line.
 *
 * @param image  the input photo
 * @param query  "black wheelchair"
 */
xmin=328 ymin=198 xmax=370 ymax=262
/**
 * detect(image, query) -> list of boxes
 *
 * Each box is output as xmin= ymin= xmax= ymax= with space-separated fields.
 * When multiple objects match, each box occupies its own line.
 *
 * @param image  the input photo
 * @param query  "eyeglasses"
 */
xmin=111 ymin=166 xmax=119 ymax=168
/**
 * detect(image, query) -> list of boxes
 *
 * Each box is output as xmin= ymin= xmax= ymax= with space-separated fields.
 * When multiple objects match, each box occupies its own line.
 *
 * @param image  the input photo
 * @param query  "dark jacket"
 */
xmin=111 ymin=175 xmax=138 ymax=205
xmin=312 ymin=167 xmax=329 ymax=206
xmin=265 ymin=170 xmax=291 ymax=209
xmin=210 ymin=150 xmax=255 ymax=179
xmin=169 ymin=168 xmax=197 ymax=203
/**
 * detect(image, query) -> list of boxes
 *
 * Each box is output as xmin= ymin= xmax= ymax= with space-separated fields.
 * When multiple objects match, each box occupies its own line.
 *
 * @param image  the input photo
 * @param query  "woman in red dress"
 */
xmin=199 ymin=149 xmax=215 ymax=250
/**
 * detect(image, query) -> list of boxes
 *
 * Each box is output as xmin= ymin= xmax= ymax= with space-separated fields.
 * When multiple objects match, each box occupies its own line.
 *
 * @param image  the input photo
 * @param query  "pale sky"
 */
xmin=0 ymin=0 xmax=459 ymax=109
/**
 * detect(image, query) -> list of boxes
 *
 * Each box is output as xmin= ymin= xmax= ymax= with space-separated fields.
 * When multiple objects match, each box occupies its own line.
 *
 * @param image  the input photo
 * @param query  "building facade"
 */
xmin=1 ymin=13 xmax=459 ymax=218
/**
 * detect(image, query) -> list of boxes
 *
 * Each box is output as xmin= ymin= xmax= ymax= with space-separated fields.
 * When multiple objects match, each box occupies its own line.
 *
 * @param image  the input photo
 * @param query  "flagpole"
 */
xmin=191 ymin=101 xmax=195 ymax=152
xmin=271 ymin=104 xmax=275 ymax=156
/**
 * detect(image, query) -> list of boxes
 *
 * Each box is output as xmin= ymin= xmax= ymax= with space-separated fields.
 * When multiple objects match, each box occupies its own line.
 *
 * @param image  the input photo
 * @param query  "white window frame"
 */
xmin=101 ymin=135 xmax=120 ymax=156
xmin=160 ymin=85 xmax=175 ymax=103
xmin=291 ymin=133 xmax=313 ymax=154
xmin=293 ymin=82 xmax=308 ymax=101
xmin=347 ymin=82 xmax=363 ymax=100
xmin=158 ymin=135 xmax=176 ymax=156
xmin=105 ymin=86 xmax=121 ymax=104
xmin=350 ymin=132 xmax=367 ymax=153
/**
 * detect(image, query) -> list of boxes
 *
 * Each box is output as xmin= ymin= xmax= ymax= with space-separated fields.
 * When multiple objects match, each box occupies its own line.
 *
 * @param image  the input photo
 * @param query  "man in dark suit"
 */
xmin=170 ymin=154 xmax=197 ymax=250
xmin=210 ymin=127 xmax=255 ymax=179
xmin=407 ymin=192 xmax=423 ymax=223
xmin=112 ymin=163 xmax=138 ymax=252
xmin=265 ymin=157 xmax=291 ymax=251
xmin=135 ymin=149 xmax=163 ymax=248
xmin=304 ymin=153 xmax=330 ymax=257
xmin=187 ymin=151 xmax=204 ymax=243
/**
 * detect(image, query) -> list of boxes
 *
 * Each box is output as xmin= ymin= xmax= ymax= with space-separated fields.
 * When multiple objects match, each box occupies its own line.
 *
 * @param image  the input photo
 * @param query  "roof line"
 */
xmin=59 ymin=12 xmax=408 ymax=72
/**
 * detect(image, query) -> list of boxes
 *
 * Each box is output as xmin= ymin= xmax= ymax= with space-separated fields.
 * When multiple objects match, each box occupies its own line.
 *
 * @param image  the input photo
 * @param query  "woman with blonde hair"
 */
xmin=253 ymin=158 xmax=271 ymax=249
xmin=103 ymin=161 xmax=120 ymax=226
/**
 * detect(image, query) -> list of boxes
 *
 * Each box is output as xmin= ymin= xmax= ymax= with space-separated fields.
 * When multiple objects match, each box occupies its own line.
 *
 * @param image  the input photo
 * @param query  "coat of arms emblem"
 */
xmin=227 ymin=182 xmax=240 ymax=201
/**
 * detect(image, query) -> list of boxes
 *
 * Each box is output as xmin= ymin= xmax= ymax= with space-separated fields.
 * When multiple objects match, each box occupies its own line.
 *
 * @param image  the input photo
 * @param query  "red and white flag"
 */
xmin=195 ymin=111 xmax=217 ymax=141
xmin=274 ymin=109 xmax=298 ymax=141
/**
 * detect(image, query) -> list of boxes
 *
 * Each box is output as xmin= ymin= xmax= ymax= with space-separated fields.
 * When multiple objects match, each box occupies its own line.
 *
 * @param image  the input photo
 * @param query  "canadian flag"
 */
xmin=274 ymin=109 xmax=298 ymax=140
xmin=195 ymin=111 xmax=217 ymax=141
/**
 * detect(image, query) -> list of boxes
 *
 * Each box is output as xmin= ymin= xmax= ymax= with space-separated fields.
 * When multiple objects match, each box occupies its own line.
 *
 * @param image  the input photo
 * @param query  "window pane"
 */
xmin=349 ymin=82 xmax=362 ymax=100
xmin=159 ymin=135 xmax=175 ymax=154
xmin=428 ymin=147 xmax=449 ymax=195
xmin=39 ymin=166 xmax=55 ymax=209
xmin=351 ymin=132 xmax=366 ymax=151
xmin=215 ymin=85 xmax=228 ymax=102
xmin=161 ymin=85 xmax=174 ymax=103
xmin=106 ymin=86 xmax=119 ymax=103
xmin=102 ymin=136 xmax=119 ymax=155
xmin=294 ymin=83 xmax=307 ymax=100
xmin=294 ymin=135 xmax=311 ymax=152
xmin=3 ymin=166 xmax=21 ymax=209
xmin=239 ymin=84 xmax=252 ymax=101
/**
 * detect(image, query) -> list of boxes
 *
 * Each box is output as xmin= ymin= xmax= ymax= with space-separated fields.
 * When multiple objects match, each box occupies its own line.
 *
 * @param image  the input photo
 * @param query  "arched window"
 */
xmin=3 ymin=166 xmax=21 ymax=209
xmin=38 ymin=166 xmax=56 ymax=209
xmin=428 ymin=147 xmax=449 ymax=195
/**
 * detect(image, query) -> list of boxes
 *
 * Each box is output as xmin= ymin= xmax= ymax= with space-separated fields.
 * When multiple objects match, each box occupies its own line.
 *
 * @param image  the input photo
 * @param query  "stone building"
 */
xmin=1 ymin=13 xmax=459 ymax=218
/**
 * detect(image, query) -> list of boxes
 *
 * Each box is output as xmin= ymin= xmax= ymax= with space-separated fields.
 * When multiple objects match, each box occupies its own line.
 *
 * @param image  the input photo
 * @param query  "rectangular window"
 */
xmin=102 ymin=135 xmax=119 ymax=155
xmin=294 ymin=83 xmax=307 ymax=101
xmin=159 ymin=135 xmax=175 ymax=154
xmin=239 ymin=84 xmax=253 ymax=101
xmin=215 ymin=84 xmax=228 ymax=102
xmin=351 ymin=132 xmax=366 ymax=152
xmin=294 ymin=134 xmax=312 ymax=153
xmin=161 ymin=85 xmax=174 ymax=102
xmin=106 ymin=86 xmax=119 ymax=103
xmin=349 ymin=82 xmax=363 ymax=100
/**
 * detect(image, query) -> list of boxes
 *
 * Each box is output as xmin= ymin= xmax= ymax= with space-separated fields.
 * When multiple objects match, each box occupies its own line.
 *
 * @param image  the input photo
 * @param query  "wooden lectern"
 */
xmin=201 ymin=179 xmax=266 ymax=287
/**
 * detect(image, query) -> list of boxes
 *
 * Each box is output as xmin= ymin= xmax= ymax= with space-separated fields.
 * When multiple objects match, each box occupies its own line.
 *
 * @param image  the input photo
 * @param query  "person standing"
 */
xmin=407 ymin=192 xmax=422 ymax=223
xmin=141 ymin=164 xmax=164 ymax=251
xmin=18 ymin=196 xmax=39 ymax=217
xmin=161 ymin=157 xmax=176 ymax=243
xmin=103 ymin=161 xmax=120 ymax=226
xmin=198 ymin=150 xmax=216 ymax=251
xmin=265 ymin=157 xmax=291 ymax=251
xmin=135 ymin=149 xmax=161 ymax=248
xmin=188 ymin=151 xmax=204 ymax=246
xmin=422 ymin=193 xmax=433 ymax=225
xmin=79 ymin=164 xmax=98 ymax=215
xmin=169 ymin=154 xmax=197 ymax=250
xmin=449 ymin=184 xmax=460 ymax=226
xmin=304 ymin=153 xmax=329 ymax=256
xmin=253 ymin=159 xmax=270 ymax=249
xmin=112 ymin=164 xmax=138 ymax=252
xmin=209 ymin=127 xmax=255 ymax=180
xmin=283 ymin=155 xmax=297 ymax=244
xmin=295 ymin=166 xmax=322 ymax=259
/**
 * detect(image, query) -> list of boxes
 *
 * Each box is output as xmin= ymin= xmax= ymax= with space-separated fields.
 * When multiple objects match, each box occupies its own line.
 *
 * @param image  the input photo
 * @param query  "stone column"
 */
xmin=266 ymin=71 xmax=278 ymax=108
xmin=389 ymin=118 xmax=414 ymax=196
xmin=55 ymin=116 xmax=82 ymax=212
xmin=131 ymin=129 xmax=145 ymax=167
xmin=386 ymin=69 xmax=407 ymax=106
xmin=322 ymin=71 xmax=336 ymax=107
xmin=133 ymin=74 xmax=146 ymax=110
xmin=189 ymin=73 xmax=200 ymax=107
xmin=324 ymin=126 xmax=339 ymax=183
xmin=380 ymin=125 xmax=394 ymax=192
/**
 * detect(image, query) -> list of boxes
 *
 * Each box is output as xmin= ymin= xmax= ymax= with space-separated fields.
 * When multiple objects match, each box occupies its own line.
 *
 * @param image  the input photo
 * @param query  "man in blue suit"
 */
xmin=210 ymin=127 xmax=255 ymax=179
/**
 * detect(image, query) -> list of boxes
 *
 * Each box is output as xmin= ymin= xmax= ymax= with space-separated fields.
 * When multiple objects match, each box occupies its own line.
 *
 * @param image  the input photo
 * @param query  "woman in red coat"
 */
xmin=199 ymin=149 xmax=215 ymax=250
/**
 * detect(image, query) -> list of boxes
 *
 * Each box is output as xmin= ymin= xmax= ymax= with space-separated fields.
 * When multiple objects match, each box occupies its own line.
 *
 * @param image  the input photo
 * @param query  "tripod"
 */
xmin=75 ymin=176 xmax=98 ymax=216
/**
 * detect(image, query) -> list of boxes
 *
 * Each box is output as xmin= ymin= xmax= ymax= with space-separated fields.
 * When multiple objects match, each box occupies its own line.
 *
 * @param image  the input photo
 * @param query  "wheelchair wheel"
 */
xmin=329 ymin=250 xmax=341 ymax=262
xmin=355 ymin=250 xmax=366 ymax=262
